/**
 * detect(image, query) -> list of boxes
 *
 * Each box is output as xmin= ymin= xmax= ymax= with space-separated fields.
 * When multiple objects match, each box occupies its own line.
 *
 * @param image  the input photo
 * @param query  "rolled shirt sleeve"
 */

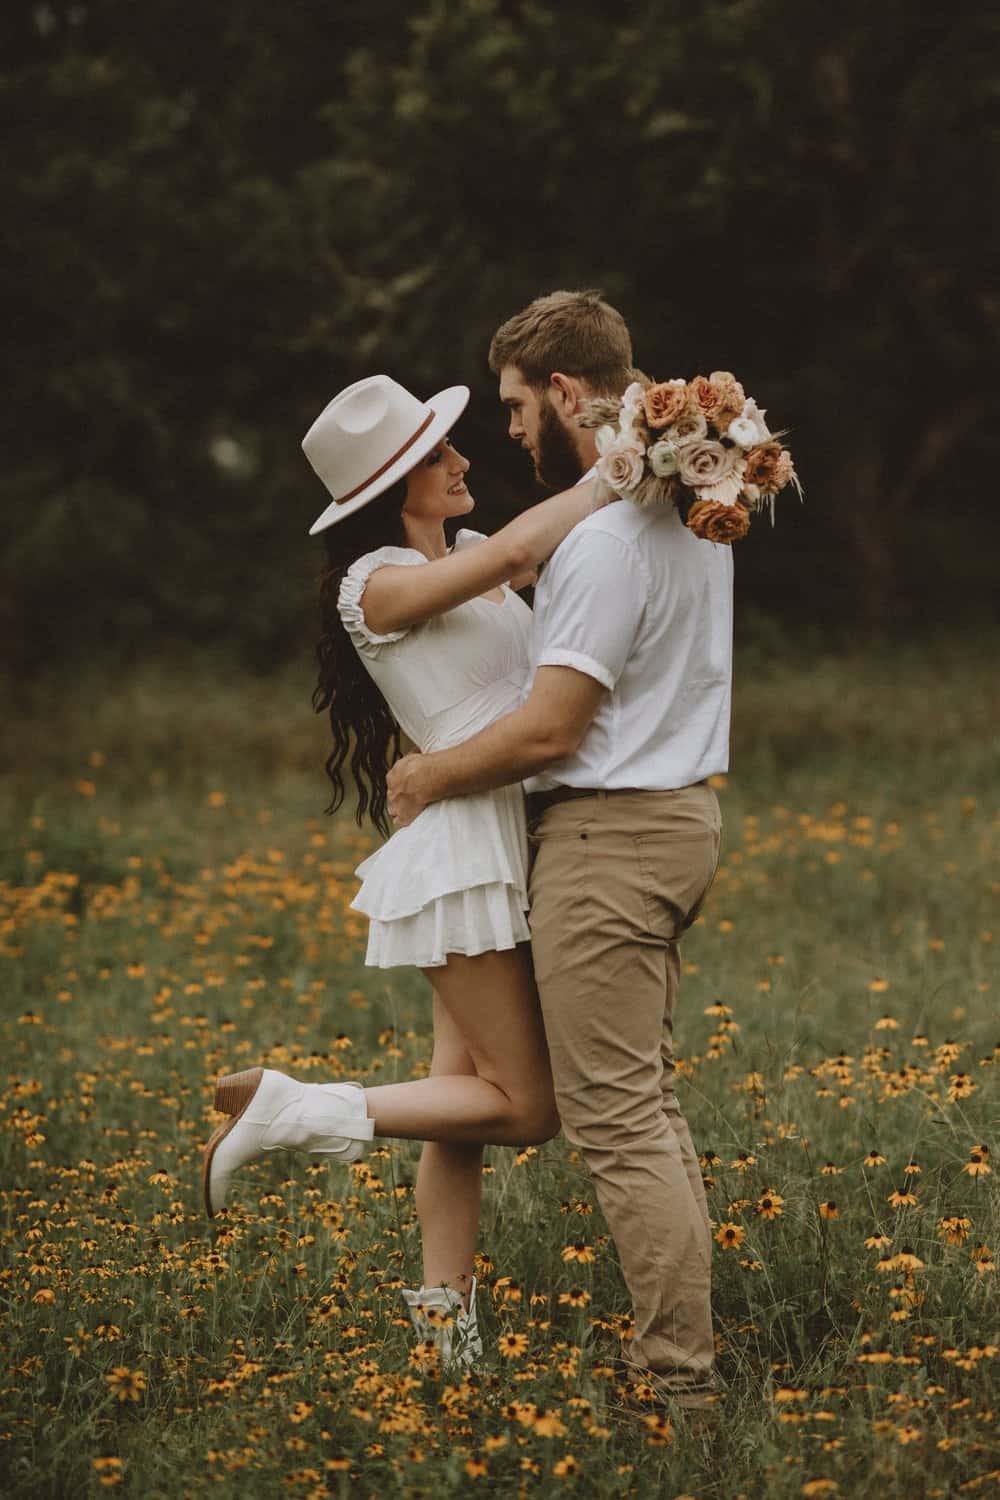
xmin=535 ymin=528 xmax=647 ymax=691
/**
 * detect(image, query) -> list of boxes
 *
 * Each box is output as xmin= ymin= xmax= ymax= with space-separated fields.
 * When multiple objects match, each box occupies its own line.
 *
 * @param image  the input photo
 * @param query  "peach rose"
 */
xmin=695 ymin=372 xmax=746 ymax=433
xmin=644 ymin=379 xmax=688 ymax=430
xmin=687 ymin=375 xmax=724 ymax=423
xmin=709 ymin=370 xmax=746 ymax=407
xmin=686 ymin=499 xmax=751 ymax=544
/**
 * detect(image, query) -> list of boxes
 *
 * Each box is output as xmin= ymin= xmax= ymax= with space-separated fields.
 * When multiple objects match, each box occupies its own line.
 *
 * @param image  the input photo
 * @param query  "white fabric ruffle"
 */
xmin=337 ymin=545 xmax=428 ymax=649
xmin=350 ymin=782 xmax=529 ymax=969
xmin=364 ymin=881 xmax=530 ymax=969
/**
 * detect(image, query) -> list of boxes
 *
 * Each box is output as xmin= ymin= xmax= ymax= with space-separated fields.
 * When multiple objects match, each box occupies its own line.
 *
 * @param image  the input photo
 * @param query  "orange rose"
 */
xmin=744 ymin=442 xmax=795 ymax=495
xmin=686 ymin=499 xmax=751 ymax=544
xmin=691 ymin=371 xmax=746 ymax=433
xmin=687 ymin=375 xmax=725 ymax=423
xmin=643 ymin=379 xmax=688 ymax=430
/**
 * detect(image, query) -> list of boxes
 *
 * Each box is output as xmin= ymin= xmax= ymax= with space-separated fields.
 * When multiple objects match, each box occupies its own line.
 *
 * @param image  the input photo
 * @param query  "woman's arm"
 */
xmin=360 ymin=480 xmax=601 ymax=637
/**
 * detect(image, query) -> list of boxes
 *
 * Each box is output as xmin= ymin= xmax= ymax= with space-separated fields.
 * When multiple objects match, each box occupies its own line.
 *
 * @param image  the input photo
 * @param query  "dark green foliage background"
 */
xmin=3 ymin=0 xmax=998 ymax=674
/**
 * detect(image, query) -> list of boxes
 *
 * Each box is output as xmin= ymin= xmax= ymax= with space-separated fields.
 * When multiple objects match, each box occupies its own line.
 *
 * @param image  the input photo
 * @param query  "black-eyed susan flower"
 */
xmin=757 ymin=1191 xmax=785 ymax=1220
xmin=558 ymin=1288 xmax=591 ymax=1308
xmin=92 ymin=1457 xmax=124 ymax=1488
xmin=963 ymin=1150 xmax=991 ymax=1177
xmin=938 ymin=1215 xmax=972 ymax=1246
xmin=893 ymin=1247 xmax=924 ymax=1271
xmin=498 ymin=1332 xmax=529 ymax=1359
xmin=819 ymin=1201 xmax=839 ymax=1220
xmin=820 ymin=1162 xmax=843 ymax=1176
xmin=730 ymin=1151 xmax=757 ymax=1171
xmin=863 ymin=1150 xmax=887 ymax=1168
xmin=888 ymin=1188 xmax=919 ymax=1208
xmin=106 ymin=1367 xmax=147 ymax=1402
xmin=715 ymin=1222 xmax=745 ymax=1250
xmin=641 ymin=1414 xmax=674 ymax=1446
xmin=561 ymin=1242 xmax=595 ymax=1264
xmin=464 ymin=1458 xmax=488 ymax=1479
xmin=553 ymin=1454 xmax=582 ymax=1475
xmin=532 ymin=1409 xmax=568 ymax=1438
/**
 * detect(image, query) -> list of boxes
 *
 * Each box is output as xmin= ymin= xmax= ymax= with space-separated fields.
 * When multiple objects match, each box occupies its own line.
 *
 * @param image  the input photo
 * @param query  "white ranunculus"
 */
xmin=741 ymin=397 xmax=771 ymax=444
xmin=726 ymin=416 xmax=759 ymax=449
xmin=621 ymin=381 xmax=645 ymax=413
xmin=595 ymin=424 xmax=619 ymax=456
xmin=648 ymin=440 xmax=680 ymax=478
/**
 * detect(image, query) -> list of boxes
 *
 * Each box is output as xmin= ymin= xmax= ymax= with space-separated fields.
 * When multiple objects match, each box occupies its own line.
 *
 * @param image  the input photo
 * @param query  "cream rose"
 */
xmin=596 ymin=440 xmax=645 ymax=493
xmin=677 ymin=441 xmax=746 ymax=504
xmin=676 ymin=439 xmax=735 ymax=489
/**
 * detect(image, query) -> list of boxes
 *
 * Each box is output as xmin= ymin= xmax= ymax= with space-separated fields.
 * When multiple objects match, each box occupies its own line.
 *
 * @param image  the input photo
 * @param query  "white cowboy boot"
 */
xmin=202 ymin=1067 xmax=374 ymax=1219
xmin=401 ymin=1276 xmax=483 ymax=1368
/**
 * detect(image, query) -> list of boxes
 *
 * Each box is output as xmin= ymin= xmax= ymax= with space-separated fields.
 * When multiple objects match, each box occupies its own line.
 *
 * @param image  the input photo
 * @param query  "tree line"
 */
xmin=2 ymin=0 xmax=997 ymax=675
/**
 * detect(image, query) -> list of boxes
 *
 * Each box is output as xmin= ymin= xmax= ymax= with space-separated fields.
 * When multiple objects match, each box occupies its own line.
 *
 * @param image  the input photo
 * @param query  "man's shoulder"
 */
xmin=566 ymin=502 xmax=657 ymax=552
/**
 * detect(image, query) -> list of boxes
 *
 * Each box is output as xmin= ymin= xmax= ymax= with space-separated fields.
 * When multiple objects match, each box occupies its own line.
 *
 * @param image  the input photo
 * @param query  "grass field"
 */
xmin=1 ymin=641 xmax=997 ymax=1499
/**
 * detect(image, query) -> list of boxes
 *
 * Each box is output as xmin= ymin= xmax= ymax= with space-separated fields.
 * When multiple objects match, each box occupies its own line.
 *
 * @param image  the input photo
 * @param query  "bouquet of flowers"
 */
xmin=581 ymin=371 xmax=801 ymax=543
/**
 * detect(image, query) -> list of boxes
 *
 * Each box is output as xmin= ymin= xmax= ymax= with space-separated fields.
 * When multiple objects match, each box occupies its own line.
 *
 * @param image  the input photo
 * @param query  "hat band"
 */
xmin=337 ymin=409 xmax=436 ymax=503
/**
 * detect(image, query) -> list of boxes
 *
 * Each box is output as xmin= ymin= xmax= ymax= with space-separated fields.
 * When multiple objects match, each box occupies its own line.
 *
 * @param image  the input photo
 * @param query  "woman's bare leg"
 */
xmin=363 ymin=946 xmax=558 ymax=1148
xmin=414 ymin=992 xmax=482 ymax=1298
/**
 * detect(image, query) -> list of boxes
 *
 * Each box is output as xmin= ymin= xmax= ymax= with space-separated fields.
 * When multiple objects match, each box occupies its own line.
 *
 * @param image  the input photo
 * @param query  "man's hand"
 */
xmin=386 ymin=752 xmax=434 ymax=828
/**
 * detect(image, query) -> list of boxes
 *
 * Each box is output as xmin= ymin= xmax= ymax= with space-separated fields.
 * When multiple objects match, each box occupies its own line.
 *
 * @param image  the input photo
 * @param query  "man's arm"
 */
xmin=386 ymin=666 xmax=605 ymax=825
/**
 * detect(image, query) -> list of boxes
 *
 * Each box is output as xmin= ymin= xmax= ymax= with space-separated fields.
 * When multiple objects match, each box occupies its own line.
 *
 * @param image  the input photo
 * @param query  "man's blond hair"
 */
xmin=488 ymin=289 xmax=633 ymax=397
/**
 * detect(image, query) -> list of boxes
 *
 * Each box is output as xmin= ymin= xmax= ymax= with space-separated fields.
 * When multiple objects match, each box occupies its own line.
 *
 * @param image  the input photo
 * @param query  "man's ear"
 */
xmin=549 ymin=372 xmax=584 ymax=415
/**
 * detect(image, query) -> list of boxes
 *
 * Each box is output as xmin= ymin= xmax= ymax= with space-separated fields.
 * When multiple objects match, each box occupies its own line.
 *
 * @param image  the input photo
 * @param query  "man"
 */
xmin=387 ymin=289 xmax=733 ymax=1409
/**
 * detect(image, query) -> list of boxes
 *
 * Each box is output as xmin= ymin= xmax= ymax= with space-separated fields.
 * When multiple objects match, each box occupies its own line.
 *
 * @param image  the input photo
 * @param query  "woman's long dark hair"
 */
xmin=312 ymin=479 xmax=409 ymax=838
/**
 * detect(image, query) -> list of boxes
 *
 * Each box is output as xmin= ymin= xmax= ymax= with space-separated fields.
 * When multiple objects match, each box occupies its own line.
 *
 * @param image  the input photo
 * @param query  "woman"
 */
xmin=202 ymin=375 xmax=603 ymax=1364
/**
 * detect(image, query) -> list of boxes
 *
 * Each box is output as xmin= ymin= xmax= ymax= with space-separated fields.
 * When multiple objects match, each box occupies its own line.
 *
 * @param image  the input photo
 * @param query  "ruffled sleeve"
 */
xmin=451 ymin=528 xmax=490 ymax=551
xmin=337 ymin=546 xmax=427 ymax=651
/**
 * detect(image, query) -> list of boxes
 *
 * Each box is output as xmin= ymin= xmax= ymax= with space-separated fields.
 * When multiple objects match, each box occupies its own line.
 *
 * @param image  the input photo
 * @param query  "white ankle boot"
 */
xmin=203 ymin=1067 xmax=374 ymax=1218
xmin=401 ymin=1276 xmax=483 ymax=1368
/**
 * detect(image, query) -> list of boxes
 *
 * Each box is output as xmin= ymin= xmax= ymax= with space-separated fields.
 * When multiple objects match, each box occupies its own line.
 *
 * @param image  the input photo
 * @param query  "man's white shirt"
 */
xmin=525 ymin=495 xmax=734 ymax=793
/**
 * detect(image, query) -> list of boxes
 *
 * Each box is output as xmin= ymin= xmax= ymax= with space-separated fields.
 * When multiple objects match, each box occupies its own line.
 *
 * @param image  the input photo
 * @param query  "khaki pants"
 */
xmin=528 ymin=784 xmax=721 ymax=1395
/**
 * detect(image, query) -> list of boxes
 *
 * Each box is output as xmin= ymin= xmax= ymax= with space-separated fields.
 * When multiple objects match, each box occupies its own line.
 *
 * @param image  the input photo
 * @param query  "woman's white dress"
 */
xmin=337 ymin=530 xmax=533 ymax=969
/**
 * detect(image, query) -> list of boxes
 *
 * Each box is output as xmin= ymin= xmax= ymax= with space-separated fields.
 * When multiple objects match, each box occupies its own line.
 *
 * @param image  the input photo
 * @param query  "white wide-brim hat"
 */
xmin=303 ymin=374 xmax=470 ymax=534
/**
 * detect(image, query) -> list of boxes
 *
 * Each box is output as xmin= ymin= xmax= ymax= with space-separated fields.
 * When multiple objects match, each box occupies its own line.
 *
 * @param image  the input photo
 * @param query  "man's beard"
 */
xmin=534 ymin=399 xmax=584 ymax=491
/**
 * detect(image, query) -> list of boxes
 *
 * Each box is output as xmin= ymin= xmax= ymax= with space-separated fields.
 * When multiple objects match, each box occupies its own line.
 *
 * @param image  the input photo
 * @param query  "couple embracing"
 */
xmin=203 ymin=290 xmax=732 ymax=1413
